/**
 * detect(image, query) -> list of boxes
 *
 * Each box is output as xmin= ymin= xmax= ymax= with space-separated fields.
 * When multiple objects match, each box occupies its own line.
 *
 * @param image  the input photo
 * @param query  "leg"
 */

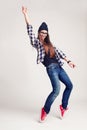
xmin=44 ymin=66 xmax=60 ymax=114
xmin=59 ymin=67 xmax=73 ymax=109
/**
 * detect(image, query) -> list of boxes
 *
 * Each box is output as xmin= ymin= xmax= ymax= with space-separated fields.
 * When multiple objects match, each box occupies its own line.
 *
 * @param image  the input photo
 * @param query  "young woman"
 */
xmin=22 ymin=6 xmax=76 ymax=122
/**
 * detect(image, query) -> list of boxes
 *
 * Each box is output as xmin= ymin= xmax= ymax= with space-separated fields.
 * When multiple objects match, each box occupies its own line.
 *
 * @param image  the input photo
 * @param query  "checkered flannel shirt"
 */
xmin=27 ymin=24 xmax=66 ymax=66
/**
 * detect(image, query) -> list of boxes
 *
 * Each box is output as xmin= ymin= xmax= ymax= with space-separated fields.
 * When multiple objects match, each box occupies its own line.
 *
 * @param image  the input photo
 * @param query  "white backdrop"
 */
xmin=0 ymin=0 xmax=87 ymax=111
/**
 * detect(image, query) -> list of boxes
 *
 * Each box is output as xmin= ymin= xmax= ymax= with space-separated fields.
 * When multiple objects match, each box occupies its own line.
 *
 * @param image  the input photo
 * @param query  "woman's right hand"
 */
xmin=22 ymin=6 xmax=30 ymax=24
xmin=22 ymin=6 xmax=27 ymax=15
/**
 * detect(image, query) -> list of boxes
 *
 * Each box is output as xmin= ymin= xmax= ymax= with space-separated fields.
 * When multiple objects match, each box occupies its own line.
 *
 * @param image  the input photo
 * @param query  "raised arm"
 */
xmin=22 ymin=6 xmax=30 ymax=25
xmin=22 ymin=6 xmax=39 ymax=48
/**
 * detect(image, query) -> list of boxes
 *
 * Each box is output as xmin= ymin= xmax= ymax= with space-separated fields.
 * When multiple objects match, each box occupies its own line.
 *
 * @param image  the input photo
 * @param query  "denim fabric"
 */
xmin=44 ymin=63 xmax=73 ymax=114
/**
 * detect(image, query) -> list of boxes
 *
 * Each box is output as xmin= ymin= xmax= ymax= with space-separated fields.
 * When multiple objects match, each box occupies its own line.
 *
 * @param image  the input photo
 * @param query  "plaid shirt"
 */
xmin=27 ymin=24 xmax=66 ymax=66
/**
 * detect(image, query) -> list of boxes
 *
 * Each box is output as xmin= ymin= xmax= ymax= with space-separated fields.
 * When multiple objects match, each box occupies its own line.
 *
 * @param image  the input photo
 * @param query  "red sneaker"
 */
xmin=40 ymin=108 xmax=47 ymax=122
xmin=59 ymin=105 xmax=68 ymax=119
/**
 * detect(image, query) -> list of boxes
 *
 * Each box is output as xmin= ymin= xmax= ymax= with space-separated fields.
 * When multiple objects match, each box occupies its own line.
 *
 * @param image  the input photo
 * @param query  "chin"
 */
xmin=41 ymin=38 xmax=45 ymax=41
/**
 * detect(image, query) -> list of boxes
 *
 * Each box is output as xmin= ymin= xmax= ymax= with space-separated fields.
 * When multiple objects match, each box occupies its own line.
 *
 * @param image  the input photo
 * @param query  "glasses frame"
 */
xmin=40 ymin=31 xmax=48 ymax=35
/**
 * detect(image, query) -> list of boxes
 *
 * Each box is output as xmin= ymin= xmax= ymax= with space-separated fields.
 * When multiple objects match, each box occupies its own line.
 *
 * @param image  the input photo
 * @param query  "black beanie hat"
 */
xmin=38 ymin=22 xmax=48 ymax=32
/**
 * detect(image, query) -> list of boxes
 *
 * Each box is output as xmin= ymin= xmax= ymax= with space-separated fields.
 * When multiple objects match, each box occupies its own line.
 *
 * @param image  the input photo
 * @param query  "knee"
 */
xmin=53 ymin=88 xmax=60 ymax=97
xmin=68 ymin=82 xmax=73 ymax=90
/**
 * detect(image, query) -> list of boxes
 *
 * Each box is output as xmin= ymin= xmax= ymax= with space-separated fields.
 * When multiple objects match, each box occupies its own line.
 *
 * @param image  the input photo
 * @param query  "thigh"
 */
xmin=46 ymin=66 xmax=60 ymax=92
xmin=59 ymin=67 xmax=72 ymax=87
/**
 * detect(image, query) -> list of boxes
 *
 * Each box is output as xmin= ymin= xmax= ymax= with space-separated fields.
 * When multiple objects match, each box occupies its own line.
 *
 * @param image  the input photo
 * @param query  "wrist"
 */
xmin=67 ymin=60 xmax=71 ymax=64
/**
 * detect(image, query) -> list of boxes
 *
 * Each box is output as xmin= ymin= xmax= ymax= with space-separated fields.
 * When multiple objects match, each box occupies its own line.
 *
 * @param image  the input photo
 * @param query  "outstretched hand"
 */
xmin=22 ymin=6 xmax=27 ymax=15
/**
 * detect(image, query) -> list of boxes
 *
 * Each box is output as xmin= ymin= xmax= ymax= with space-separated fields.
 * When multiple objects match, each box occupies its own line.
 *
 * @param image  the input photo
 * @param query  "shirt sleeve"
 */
xmin=55 ymin=47 xmax=66 ymax=59
xmin=27 ymin=24 xmax=39 ymax=48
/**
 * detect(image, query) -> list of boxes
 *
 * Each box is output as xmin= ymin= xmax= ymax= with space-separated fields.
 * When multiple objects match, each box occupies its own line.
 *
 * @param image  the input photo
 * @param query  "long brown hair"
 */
xmin=38 ymin=33 xmax=55 ymax=58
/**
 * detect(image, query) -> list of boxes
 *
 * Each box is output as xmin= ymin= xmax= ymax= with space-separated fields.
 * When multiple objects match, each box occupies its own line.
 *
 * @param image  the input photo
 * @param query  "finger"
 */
xmin=22 ymin=6 xmax=24 ymax=10
xmin=72 ymin=64 xmax=75 ymax=68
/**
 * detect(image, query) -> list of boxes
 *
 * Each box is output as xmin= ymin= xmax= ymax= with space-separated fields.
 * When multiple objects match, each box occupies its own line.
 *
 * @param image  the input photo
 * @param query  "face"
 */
xmin=38 ymin=30 xmax=48 ymax=42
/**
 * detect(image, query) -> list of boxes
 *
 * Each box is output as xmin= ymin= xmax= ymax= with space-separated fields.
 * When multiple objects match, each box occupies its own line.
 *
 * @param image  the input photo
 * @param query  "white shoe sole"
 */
xmin=39 ymin=118 xmax=47 ymax=123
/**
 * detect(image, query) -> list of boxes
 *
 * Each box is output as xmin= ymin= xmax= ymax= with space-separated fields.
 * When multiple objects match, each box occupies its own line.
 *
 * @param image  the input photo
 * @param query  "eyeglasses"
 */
xmin=40 ymin=31 xmax=48 ymax=35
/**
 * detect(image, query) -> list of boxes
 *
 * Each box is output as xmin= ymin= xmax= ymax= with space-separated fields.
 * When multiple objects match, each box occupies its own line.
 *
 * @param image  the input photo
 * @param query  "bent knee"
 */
xmin=69 ymin=82 xmax=73 ymax=90
xmin=53 ymin=89 xmax=60 ymax=97
xmin=67 ymin=82 xmax=73 ymax=90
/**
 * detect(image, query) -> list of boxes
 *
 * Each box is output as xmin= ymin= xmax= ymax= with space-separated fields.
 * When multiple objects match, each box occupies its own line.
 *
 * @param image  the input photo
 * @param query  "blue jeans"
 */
xmin=44 ymin=63 xmax=73 ymax=114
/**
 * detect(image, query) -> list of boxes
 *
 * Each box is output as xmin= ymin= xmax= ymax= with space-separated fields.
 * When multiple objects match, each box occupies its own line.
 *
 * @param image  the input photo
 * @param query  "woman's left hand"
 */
xmin=68 ymin=62 xmax=76 ymax=68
